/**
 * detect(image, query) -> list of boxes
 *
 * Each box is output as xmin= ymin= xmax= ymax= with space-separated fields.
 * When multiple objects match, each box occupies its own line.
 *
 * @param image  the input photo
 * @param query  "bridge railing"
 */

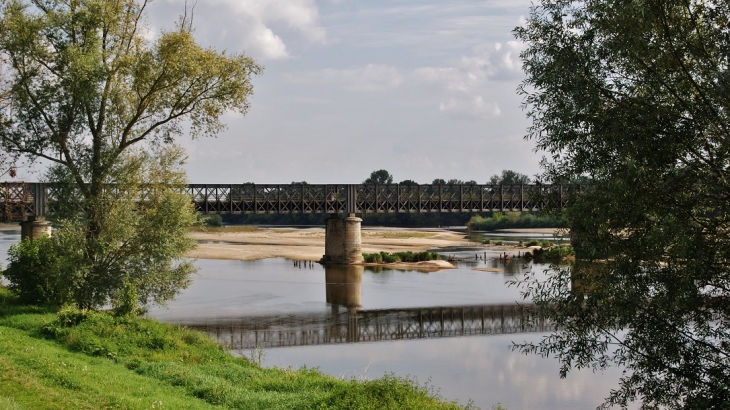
xmin=0 ymin=182 xmax=582 ymax=220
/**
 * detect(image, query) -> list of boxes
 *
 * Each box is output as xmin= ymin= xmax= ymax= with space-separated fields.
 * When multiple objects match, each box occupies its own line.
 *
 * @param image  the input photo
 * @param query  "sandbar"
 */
xmin=188 ymin=226 xmax=477 ymax=263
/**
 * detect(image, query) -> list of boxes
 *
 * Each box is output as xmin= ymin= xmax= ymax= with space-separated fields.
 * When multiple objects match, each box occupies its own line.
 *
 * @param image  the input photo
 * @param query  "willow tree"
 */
xmin=515 ymin=0 xmax=730 ymax=408
xmin=0 ymin=0 xmax=262 ymax=309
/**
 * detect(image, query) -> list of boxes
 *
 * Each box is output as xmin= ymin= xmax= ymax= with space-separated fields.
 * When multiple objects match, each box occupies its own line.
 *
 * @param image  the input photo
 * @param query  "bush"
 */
xmin=362 ymin=251 xmax=440 ymax=264
xmin=2 ymin=236 xmax=76 ymax=306
xmin=198 ymin=214 xmax=223 ymax=227
xmin=468 ymin=212 xmax=562 ymax=231
xmin=539 ymin=239 xmax=554 ymax=247
xmin=530 ymin=246 xmax=575 ymax=261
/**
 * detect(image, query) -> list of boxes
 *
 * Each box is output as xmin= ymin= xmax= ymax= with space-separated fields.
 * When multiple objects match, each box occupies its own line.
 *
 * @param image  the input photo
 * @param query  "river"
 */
xmin=0 ymin=228 xmax=630 ymax=409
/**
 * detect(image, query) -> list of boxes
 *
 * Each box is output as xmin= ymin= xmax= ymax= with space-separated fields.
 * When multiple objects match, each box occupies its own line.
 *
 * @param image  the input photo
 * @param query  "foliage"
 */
xmin=0 ymin=286 xmax=470 ymax=409
xmin=363 ymin=169 xmax=394 ymax=184
xmin=488 ymin=170 xmax=531 ymax=185
xmin=4 ymin=147 xmax=198 ymax=311
xmin=528 ymin=246 xmax=574 ymax=262
xmin=468 ymin=212 xmax=561 ymax=231
xmin=2 ymin=236 xmax=71 ymax=305
xmin=363 ymin=251 xmax=440 ymax=264
xmin=514 ymin=0 xmax=730 ymax=408
xmin=198 ymin=214 xmax=223 ymax=228
xmin=430 ymin=178 xmax=477 ymax=185
xmin=0 ymin=0 xmax=261 ymax=309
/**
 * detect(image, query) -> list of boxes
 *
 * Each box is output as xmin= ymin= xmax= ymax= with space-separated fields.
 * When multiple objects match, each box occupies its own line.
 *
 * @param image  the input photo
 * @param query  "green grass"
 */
xmin=0 ymin=287 xmax=470 ymax=409
xmin=468 ymin=212 xmax=561 ymax=231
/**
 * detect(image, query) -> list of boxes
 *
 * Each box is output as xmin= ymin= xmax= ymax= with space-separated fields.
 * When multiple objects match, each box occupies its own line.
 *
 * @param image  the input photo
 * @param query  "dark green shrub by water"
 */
xmin=468 ymin=212 xmax=562 ymax=231
xmin=363 ymin=251 xmax=441 ymax=264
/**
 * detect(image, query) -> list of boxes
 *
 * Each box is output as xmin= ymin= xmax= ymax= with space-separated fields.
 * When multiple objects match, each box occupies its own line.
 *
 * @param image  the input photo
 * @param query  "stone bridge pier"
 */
xmin=20 ymin=216 xmax=52 ymax=241
xmin=321 ymin=213 xmax=364 ymax=264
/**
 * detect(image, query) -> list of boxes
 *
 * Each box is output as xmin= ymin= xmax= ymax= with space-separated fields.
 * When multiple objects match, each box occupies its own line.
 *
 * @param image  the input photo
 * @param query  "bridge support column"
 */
xmin=321 ymin=213 xmax=363 ymax=264
xmin=20 ymin=216 xmax=52 ymax=241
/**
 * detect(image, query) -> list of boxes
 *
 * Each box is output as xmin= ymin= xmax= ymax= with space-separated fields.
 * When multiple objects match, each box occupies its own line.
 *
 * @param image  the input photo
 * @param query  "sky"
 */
xmin=141 ymin=0 xmax=539 ymax=184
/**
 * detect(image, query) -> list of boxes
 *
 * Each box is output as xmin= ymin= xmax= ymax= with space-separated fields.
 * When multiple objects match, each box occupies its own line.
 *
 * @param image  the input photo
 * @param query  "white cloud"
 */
xmin=291 ymin=64 xmax=404 ymax=92
xmin=408 ymin=41 xmax=524 ymax=120
xmin=414 ymin=41 xmax=525 ymax=93
xmin=153 ymin=0 xmax=325 ymax=60
xmin=439 ymin=96 xmax=501 ymax=120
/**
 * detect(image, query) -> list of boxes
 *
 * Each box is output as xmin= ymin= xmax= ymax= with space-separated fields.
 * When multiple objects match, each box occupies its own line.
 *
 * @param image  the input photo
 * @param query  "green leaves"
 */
xmin=0 ymin=0 xmax=262 ymax=186
xmin=0 ymin=0 xmax=261 ymax=313
xmin=516 ymin=0 xmax=730 ymax=408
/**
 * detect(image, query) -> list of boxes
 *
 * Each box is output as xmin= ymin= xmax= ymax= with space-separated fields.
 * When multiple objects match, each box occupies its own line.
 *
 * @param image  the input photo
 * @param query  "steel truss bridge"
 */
xmin=1 ymin=182 xmax=578 ymax=221
xmin=186 ymin=303 xmax=549 ymax=349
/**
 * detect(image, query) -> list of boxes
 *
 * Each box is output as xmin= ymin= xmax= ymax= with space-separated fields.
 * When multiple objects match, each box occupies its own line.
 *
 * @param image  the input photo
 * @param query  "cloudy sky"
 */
xmin=145 ymin=0 xmax=538 ymax=184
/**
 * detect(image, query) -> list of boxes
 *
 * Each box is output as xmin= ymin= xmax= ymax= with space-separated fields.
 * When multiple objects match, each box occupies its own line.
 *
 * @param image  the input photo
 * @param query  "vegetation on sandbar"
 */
xmin=363 ymin=251 xmax=441 ymax=264
xmin=468 ymin=212 xmax=562 ymax=231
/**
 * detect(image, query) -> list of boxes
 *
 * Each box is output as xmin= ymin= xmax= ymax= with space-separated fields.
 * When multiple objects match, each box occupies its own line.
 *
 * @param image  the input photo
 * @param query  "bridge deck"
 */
xmin=1 ymin=183 xmax=577 ymax=220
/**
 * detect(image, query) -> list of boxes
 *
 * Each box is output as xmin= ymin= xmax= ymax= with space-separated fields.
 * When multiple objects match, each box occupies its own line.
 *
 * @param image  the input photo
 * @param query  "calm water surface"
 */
xmin=0 ymin=229 xmax=629 ymax=409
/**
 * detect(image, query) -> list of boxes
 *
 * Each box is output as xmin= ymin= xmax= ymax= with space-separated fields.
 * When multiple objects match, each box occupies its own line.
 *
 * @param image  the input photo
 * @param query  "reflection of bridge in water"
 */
xmin=191 ymin=303 xmax=548 ymax=350
xmin=187 ymin=265 xmax=549 ymax=349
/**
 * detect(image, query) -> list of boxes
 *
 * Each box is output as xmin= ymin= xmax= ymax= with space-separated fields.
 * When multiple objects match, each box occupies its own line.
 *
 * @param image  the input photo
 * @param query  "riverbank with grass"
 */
xmin=467 ymin=212 xmax=562 ymax=231
xmin=0 ymin=286 xmax=471 ymax=409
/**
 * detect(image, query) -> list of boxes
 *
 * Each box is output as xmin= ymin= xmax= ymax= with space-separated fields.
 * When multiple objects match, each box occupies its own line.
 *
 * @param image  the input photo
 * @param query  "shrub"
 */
xmin=468 ymin=212 xmax=562 ymax=231
xmin=380 ymin=252 xmax=401 ymax=263
xmin=362 ymin=251 xmax=440 ymax=264
xmin=2 ymin=236 xmax=76 ymax=305
xmin=198 ymin=214 xmax=223 ymax=227
xmin=531 ymin=246 xmax=575 ymax=261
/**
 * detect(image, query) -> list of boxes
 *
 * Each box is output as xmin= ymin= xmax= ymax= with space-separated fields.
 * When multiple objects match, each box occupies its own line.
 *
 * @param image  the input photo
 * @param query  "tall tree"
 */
xmin=363 ymin=169 xmax=393 ymax=184
xmin=0 ymin=0 xmax=262 ymax=309
xmin=398 ymin=179 xmax=417 ymax=186
xmin=488 ymin=170 xmax=531 ymax=185
xmin=515 ymin=0 xmax=730 ymax=408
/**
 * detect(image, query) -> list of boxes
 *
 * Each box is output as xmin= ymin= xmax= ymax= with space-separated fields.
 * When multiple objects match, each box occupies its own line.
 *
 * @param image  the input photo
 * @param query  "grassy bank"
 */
xmin=468 ymin=212 xmax=561 ymax=231
xmin=0 ymin=287 xmax=470 ymax=409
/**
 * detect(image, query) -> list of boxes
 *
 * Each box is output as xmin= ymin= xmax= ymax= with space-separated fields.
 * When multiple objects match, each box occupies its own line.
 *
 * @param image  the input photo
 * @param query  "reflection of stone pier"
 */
xmin=325 ymin=265 xmax=363 ymax=313
xmin=190 ymin=303 xmax=548 ymax=350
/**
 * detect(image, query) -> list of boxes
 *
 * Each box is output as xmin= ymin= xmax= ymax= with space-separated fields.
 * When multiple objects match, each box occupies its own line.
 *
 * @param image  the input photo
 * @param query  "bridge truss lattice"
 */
xmin=2 ymin=183 xmax=579 ymax=219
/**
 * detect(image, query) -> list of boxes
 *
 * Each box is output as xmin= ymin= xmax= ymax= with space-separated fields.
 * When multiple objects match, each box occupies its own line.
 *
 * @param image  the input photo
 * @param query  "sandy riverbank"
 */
xmin=188 ymin=226 xmax=479 ymax=262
